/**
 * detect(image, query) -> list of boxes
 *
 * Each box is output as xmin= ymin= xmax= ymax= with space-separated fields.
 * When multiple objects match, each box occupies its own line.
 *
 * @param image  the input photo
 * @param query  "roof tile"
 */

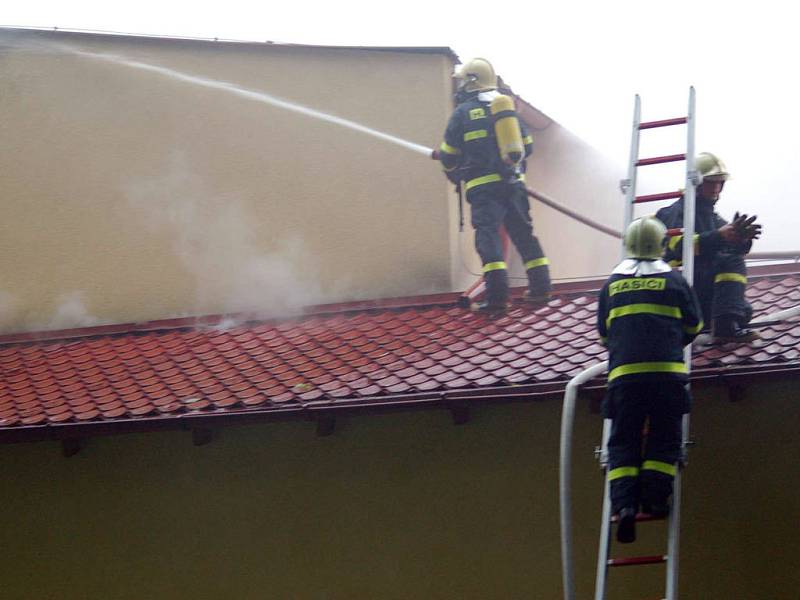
xmin=1 ymin=272 xmax=798 ymax=433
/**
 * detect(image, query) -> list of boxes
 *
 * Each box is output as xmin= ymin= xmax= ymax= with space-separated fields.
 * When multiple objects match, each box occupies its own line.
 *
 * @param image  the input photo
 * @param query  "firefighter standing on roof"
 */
xmin=656 ymin=152 xmax=762 ymax=343
xmin=597 ymin=216 xmax=703 ymax=544
xmin=437 ymin=58 xmax=551 ymax=313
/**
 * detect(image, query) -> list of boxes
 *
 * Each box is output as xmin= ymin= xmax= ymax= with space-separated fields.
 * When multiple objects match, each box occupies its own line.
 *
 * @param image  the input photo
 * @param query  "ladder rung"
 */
xmin=636 ymin=153 xmax=686 ymax=167
xmin=634 ymin=191 xmax=683 ymax=203
xmin=639 ymin=117 xmax=687 ymax=130
xmin=611 ymin=512 xmax=666 ymax=523
xmin=608 ymin=555 xmax=667 ymax=567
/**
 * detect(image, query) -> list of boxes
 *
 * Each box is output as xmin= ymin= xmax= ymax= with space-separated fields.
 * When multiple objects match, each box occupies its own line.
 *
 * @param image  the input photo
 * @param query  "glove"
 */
xmin=732 ymin=212 xmax=762 ymax=241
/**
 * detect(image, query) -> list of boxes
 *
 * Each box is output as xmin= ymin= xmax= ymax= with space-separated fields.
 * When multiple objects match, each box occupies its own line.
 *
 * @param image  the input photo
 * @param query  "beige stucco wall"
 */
xmin=522 ymin=123 xmax=624 ymax=281
xmin=0 ymin=378 xmax=797 ymax=599
xmin=1 ymin=29 xmax=626 ymax=335
xmin=0 ymin=29 xmax=456 ymax=333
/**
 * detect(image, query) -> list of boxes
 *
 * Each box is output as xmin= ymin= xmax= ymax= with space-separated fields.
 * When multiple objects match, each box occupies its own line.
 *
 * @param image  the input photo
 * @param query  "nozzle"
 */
xmin=430 ymin=149 xmax=440 ymax=160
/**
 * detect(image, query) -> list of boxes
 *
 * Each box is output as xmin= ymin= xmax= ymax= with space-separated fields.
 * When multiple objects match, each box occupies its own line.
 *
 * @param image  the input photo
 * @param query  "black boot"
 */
xmin=713 ymin=315 xmax=760 ymax=343
xmin=521 ymin=290 xmax=551 ymax=306
xmin=470 ymin=301 xmax=508 ymax=315
xmin=616 ymin=507 xmax=637 ymax=544
xmin=641 ymin=499 xmax=670 ymax=519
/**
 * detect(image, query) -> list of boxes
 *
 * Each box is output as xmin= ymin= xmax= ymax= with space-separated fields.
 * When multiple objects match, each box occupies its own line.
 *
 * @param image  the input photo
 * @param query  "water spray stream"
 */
xmin=64 ymin=46 xmax=432 ymax=157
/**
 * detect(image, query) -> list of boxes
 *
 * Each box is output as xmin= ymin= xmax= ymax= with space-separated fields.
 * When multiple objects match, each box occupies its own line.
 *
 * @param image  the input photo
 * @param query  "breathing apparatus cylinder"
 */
xmin=490 ymin=94 xmax=524 ymax=165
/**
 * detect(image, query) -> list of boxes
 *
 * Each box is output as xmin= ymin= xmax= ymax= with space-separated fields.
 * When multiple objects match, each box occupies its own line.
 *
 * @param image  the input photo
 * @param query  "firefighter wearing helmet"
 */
xmin=437 ymin=58 xmax=551 ymax=313
xmin=597 ymin=216 xmax=703 ymax=543
xmin=656 ymin=152 xmax=762 ymax=342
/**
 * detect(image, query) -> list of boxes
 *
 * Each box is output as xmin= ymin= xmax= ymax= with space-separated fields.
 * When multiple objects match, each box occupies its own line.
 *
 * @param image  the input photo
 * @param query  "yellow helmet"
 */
xmin=695 ymin=152 xmax=730 ymax=182
xmin=624 ymin=216 xmax=667 ymax=260
xmin=453 ymin=58 xmax=497 ymax=93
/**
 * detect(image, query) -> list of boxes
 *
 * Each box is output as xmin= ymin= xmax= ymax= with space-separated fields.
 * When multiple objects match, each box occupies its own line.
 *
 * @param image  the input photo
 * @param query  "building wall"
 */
xmin=1 ymin=29 xmax=629 ymax=335
xmin=0 ymin=30 xmax=455 ymax=333
xmin=1 ymin=379 xmax=797 ymax=599
xmin=514 ymin=121 xmax=624 ymax=282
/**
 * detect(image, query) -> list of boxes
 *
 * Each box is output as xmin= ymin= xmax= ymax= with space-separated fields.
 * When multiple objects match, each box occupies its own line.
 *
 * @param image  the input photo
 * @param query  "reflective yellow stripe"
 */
xmin=715 ymin=272 xmax=747 ymax=285
xmin=465 ymin=173 xmax=502 ymax=190
xmin=608 ymin=466 xmax=639 ymax=481
xmin=516 ymin=173 xmax=526 ymax=182
xmin=668 ymin=234 xmax=699 ymax=253
xmin=525 ymin=257 xmax=549 ymax=270
xmin=642 ymin=460 xmax=677 ymax=477
xmin=522 ymin=135 xmax=533 ymax=145
xmin=683 ymin=320 xmax=704 ymax=334
xmin=608 ymin=361 xmax=687 ymax=382
xmin=482 ymin=261 xmax=507 ymax=273
xmin=440 ymin=141 xmax=461 ymax=155
xmin=464 ymin=129 xmax=488 ymax=142
xmin=606 ymin=303 xmax=682 ymax=329
xmin=668 ymin=259 xmax=681 ymax=267
xmin=608 ymin=277 xmax=665 ymax=296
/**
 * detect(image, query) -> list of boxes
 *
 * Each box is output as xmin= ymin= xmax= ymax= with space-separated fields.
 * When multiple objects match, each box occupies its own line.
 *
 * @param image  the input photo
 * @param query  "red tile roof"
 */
xmin=2 ymin=267 xmax=799 ymax=442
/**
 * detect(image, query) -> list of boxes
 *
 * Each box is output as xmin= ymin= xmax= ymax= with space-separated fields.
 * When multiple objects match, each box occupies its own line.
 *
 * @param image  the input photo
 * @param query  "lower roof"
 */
xmin=1 ymin=266 xmax=799 ymax=443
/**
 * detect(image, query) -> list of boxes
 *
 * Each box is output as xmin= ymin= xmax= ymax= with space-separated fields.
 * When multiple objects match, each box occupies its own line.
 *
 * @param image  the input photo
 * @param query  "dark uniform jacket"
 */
xmin=438 ymin=91 xmax=533 ymax=191
xmin=656 ymin=197 xmax=752 ymax=268
xmin=597 ymin=265 xmax=703 ymax=388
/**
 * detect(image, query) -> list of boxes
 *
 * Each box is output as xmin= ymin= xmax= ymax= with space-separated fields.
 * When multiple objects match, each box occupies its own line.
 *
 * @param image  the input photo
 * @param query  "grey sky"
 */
xmin=4 ymin=0 xmax=798 ymax=251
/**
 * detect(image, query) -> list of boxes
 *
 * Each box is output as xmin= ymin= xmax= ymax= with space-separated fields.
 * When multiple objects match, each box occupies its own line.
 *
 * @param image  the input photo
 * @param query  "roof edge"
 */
xmin=0 ymin=26 xmax=460 ymax=61
xmin=1 ymin=363 xmax=797 ymax=445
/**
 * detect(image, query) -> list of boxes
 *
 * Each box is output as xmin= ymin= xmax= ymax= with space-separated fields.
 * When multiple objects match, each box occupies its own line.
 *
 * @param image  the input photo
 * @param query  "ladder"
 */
xmin=593 ymin=87 xmax=699 ymax=600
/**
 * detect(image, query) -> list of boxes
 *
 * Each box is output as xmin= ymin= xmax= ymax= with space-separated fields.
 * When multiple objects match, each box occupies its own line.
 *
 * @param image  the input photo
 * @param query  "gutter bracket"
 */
xmin=316 ymin=415 xmax=336 ymax=437
xmin=62 ymin=438 xmax=81 ymax=458
xmin=192 ymin=428 xmax=214 ymax=446
xmin=448 ymin=402 xmax=470 ymax=425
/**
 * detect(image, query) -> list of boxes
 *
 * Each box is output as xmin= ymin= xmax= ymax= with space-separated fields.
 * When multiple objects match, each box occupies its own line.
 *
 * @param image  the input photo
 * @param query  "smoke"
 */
xmin=125 ymin=152 xmax=334 ymax=321
xmin=0 ymin=289 xmax=107 ymax=335
xmin=47 ymin=291 xmax=104 ymax=330
xmin=0 ymin=291 xmax=19 ymax=333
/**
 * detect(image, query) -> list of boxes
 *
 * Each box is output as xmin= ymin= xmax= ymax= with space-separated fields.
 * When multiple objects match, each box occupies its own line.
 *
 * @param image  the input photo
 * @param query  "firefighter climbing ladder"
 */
xmin=593 ymin=87 xmax=699 ymax=600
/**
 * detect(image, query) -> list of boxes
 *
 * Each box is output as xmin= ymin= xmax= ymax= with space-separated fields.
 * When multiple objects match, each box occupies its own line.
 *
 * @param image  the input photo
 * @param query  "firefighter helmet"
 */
xmin=453 ymin=58 xmax=497 ymax=93
xmin=624 ymin=216 xmax=667 ymax=260
xmin=695 ymin=152 xmax=730 ymax=182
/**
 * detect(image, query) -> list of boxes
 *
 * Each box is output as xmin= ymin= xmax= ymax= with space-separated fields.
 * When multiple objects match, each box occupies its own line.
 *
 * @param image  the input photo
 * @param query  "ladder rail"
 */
xmin=621 ymin=95 xmax=642 ymax=247
xmin=665 ymin=84 xmax=698 ymax=600
xmin=593 ymin=87 xmax=696 ymax=600
xmin=593 ymin=420 xmax=613 ymax=600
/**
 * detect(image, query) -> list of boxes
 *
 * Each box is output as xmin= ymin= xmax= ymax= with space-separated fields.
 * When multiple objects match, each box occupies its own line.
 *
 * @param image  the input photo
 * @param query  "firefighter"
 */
xmin=438 ymin=58 xmax=551 ymax=314
xmin=656 ymin=152 xmax=762 ymax=342
xmin=597 ymin=216 xmax=703 ymax=543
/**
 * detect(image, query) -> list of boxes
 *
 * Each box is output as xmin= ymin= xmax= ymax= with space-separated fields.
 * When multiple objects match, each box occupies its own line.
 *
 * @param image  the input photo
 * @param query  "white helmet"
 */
xmin=453 ymin=57 xmax=497 ymax=93
xmin=624 ymin=216 xmax=667 ymax=259
xmin=696 ymin=152 xmax=730 ymax=182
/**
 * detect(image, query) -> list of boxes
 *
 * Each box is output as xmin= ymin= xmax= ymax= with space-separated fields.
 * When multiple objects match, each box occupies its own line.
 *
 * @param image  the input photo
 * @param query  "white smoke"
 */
xmin=125 ymin=152 xmax=334 ymax=320
xmin=47 ymin=291 xmax=104 ymax=330
xmin=0 ymin=291 xmax=19 ymax=332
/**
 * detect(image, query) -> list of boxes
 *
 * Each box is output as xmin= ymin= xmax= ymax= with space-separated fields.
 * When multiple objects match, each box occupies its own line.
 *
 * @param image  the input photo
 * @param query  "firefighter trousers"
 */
xmin=604 ymin=381 xmax=690 ymax=514
xmin=694 ymin=252 xmax=752 ymax=329
xmin=467 ymin=181 xmax=551 ymax=305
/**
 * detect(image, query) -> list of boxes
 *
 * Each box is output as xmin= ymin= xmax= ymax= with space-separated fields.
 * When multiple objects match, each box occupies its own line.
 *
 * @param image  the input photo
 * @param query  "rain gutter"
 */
xmin=1 ymin=364 xmax=798 ymax=445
